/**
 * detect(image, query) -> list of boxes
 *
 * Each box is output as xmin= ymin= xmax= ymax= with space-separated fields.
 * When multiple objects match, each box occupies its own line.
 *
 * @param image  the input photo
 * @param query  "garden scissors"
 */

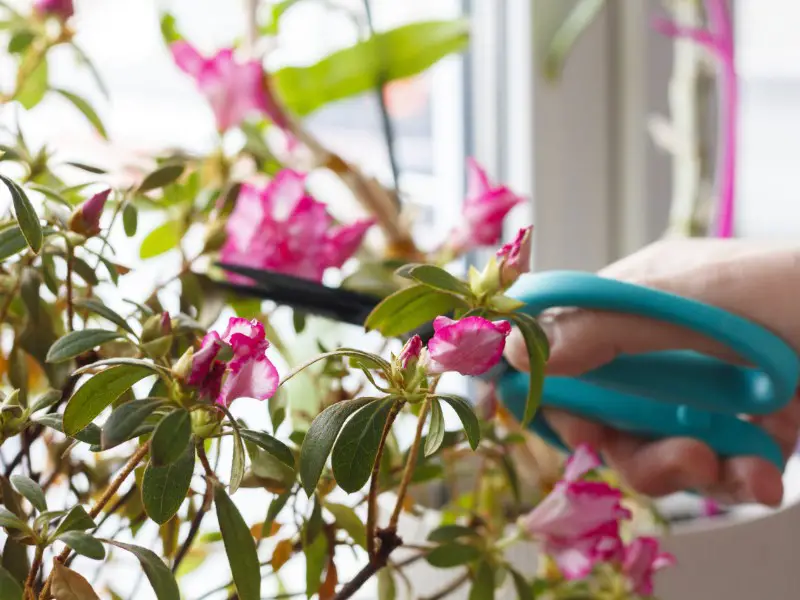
xmin=210 ymin=263 xmax=800 ymax=470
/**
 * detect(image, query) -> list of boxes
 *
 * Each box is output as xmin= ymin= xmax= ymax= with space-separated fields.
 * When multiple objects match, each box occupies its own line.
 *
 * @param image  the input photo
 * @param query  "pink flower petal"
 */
xmin=221 ymin=317 xmax=270 ymax=370
xmin=188 ymin=331 xmax=223 ymax=387
xmin=218 ymin=355 xmax=279 ymax=407
xmin=427 ymin=316 xmax=512 ymax=376
xmin=497 ymin=225 xmax=533 ymax=286
xmin=622 ymin=537 xmax=676 ymax=596
xmin=170 ymin=41 xmax=207 ymax=77
xmin=563 ymin=444 xmax=602 ymax=481
xmin=398 ymin=335 xmax=423 ymax=369
xmin=326 ymin=219 xmax=375 ymax=267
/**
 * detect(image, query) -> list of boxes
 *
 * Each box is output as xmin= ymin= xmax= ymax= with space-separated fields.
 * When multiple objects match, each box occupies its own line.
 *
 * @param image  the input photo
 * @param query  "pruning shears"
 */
xmin=209 ymin=263 xmax=800 ymax=470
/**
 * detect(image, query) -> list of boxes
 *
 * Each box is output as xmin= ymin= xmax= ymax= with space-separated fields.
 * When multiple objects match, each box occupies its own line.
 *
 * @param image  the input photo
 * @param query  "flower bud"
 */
xmin=68 ymin=189 xmax=110 ymax=237
xmin=397 ymin=335 xmax=422 ymax=370
xmin=172 ymin=347 xmax=195 ymax=381
xmin=496 ymin=226 xmax=533 ymax=288
xmin=34 ymin=0 xmax=74 ymax=19
xmin=191 ymin=406 xmax=222 ymax=438
xmin=468 ymin=258 xmax=502 ymax=299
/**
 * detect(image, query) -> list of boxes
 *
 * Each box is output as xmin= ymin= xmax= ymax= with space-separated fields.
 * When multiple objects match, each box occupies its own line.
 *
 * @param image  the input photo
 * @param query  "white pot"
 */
xmin=369 ymin=456 xmax=800 ymax=599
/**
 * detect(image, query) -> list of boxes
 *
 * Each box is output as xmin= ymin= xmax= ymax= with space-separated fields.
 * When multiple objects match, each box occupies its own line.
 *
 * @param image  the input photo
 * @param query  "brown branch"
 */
xmin=334 ymin=529 xmax=403 ymax=600
xmin=24 ymin=545 xmax=44 ymax=599
xmin=39 ymin=442 xmax=150 ymax=600
xmin=389 ymin=397 xmax=430 ymax=530
xmin=366 ymin=401 xmax=402 ymax=559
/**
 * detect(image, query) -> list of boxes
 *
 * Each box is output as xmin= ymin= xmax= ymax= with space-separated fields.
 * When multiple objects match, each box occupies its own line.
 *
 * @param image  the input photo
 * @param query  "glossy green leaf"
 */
xmin=239 ymin=429 xmax=294 ymax=468
xmin=273 ymin=20 xmax=469 ymax=116
xmin=150 ymin=409 xmax=191 ymax=467
xmin=32 ymin=414 xmax=101 ymax=446
xmin=299 ymin=396 xmax=373 ymax=495
xmin=29 ymin=388 xmax=61 ymax=413
xmin=9 ymin=475 xmax=46 ymax=512
xmin=101 ymin=399 xmax=163 ymax=450
xmin=401 ymin=264 xmax=471 ymax=297
xmin=0 ymin=175 xmax=41 ymax=253
xmin=424 ymin=398 xmax=445 ymax=457
xmin=0 ymin=226 xmax=27 ymax=260
xmin=72 ymin=357 xmax=168 ymax=376
xmin=101 ymin=540 xmax=180 ymax=600
xmin=510 ymin=313 xmax=548 ymax=426
xmin=268 ymin=387 xmax=287 ymax=433
xmin=15 ymin=54 xmax=48 ymax=110
xmin=56 ymin=530 xmax=105 ymax=560
xmin=63 ymin=364 xmax=155 ymax=435
xmin=543 ymin=0 xmax=607 ymax=82
xmin=331 ymin=397 xmax=395 ymax=493
xmin=215 ymin=485 xmax=260 ymax=600
xmin=304 ymin=532 xmax=327 ymax=598
xmin=123 ymin=201 xmax=138 ymax=237
xmin=46 ymin=329 xmax=123 ymax=364
xmin=510 ymin=568 xmax=534 ymax=600
xmin=74 ymin=298 xmax=134 ymax=334
xmin=436 ymin=395 xmax=480 ymax=450
xmin=229 ymin=426 xmax=245 ymax=495
xmin=427 ymin=524 xmax=480 ymax=544
xmin=142 ymin=443 xmax=195 ymax=524
xmin=426 ymin=543 xmax=481 ymax=568
xmin=138 ymin=164 xmax=185 ymax=193
xmin=52 ymin=505 xmax=96 ymax=538
xmin=0 ymin=564 xmax=22 ymax=600
xmin=140 ymin=220 xmax=181 ymax=259
xmin=0 ymin=508 xmax=28 ymax=532
xmin=53 ymin=88 xmax=108 ymax=139
xmin=324 ymin=502 xmax=366 ymax=548
xmin=365 ymin=284 xmax=467 ymax=338
xmin=469 ymin=560 xmax=495 ymax=600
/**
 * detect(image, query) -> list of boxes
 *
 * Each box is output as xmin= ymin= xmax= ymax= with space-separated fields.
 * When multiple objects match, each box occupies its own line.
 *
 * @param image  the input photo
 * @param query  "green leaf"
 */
xmin=72 ymin=357 xmax=168 ymax=376
xmin=53 ymin=88 xmax=108 ymax=139
xmin=0 ymin=564 xmax=23 ymax=600
xmin=299 ymin=396 xmax=373 ymax=495
xmin=424 ymin=398 xmax=445 ymax=457
xmin=29 ymin=388 xmax=61 ymax=413
xmin=52 ymin=506 xmax=96 ymax=538
xmin=261 ymin=0 xmax=299 ymax=35
xmin=510 ymin=313 xmax=548 ymax=426
xmin=427 ymin=524 xmax=480 ymax=544
xmin=215 ymin=485 xmax=260 ymax=600
xmin=138 ymin=164 xmax=185 ymax=193
xmin=142 ymin=443 xmax=195 ymax=524
xmin=63 ymin=364 xmax=155 ymax=435
xmin=72 ymin=256 xmax=99 ymax=285
xmin=101 ymin=399 xmax=163 ymax=450
xmin=7 ymin=30 xmax=33 ymax=54
xmin=64 ymin=161 xmax=106 ymax=175
xmin=140 ymin=220 xmax=181 ymax=259
xmin=123 ymin=201 xmax=138 ymax=237
xmin=265 ymin=490 xmax=291 ymax=531
xmin=469 ymin=560 xmax=495 ymax=600
xmin=0 ymin=175 xmax=41 ymax=253
xmin=150 ymin=409 xmax=191 ymax=467
xmin=273 ymin=20 xmax=469 ymax=116
xmin=15 ymin=54 xmax=48 ymax=109
xmin=0 ymin=226 xmax=27 ymax=260
xmin=365 ymin=284 xmax=467 ymax=338
xmin=401 ymin=264 xmax=471 ymax=297
xmin=377 ymin=568 xmax=396 ymax=600
xmin=56 ymin=531 xmax=105 ymax=560
xmin=230 ymin=426 xmax=245 ymax=495
xmin=46 ymin=329 xmax=123 ymax=364
xmin=510 ymin=568 xmax=534 ymax=600
xmin=426 ymin=543 xmax=481 ymax=568
xmin=543 ymin=0 xmax=607 ymax=82
xmin=331 ymin=397 xmax=395 ymax=493
xmin=436 ymin=395 xmax=480 ymax=450
xmin=32 ymin=414 xmax=101 ymax=446
xmin=69 ymin=42 xmax=109 ymax=100
xmin=324 ymin=502 xmax=366 ymax=549
xmin=74 ymin=298 xmax=135 ymax=334
xmin=268 ymin=388 xmax=287 ymax=433
xmin=304 ymin=532 xmax=327 ymax=598
xmin=159 ymin=12 xmax=183 ymax=44
xmin=239 ymin=429 xmax=294 ymax=468
xmin=9 ymin=475 xmax=45 ymax=512
xmin=101 ymin=540 xmax=180 ymax=600
xmin=0 ymin=508 xmax=28 ymax=532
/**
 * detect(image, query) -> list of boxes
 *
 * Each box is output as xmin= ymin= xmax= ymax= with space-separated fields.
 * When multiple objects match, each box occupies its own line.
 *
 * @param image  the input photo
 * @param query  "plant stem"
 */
xmin=172 ymin=473 xmax=214 ymax=573
xmin=24 ymin=545 xmax=44 ymax=599
xmin=65 ymin=241 xmax=74 ymax=331
xmin=38 ymin=442 xmax=150 ymax=600
xmin=388 ymin=397 xmax=430 ymax=530
xmin=366 ymin=401 xmax=402 ymax=559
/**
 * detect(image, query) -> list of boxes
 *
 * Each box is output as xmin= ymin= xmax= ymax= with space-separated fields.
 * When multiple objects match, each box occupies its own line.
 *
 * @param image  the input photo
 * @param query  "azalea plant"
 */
xmin=0 ymin=1 xmax=675 ymax=599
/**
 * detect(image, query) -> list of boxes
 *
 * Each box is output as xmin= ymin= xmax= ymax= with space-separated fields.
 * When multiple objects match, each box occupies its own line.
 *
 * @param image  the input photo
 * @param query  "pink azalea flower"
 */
xmin=188 ymin=317 xmax=279 ymax=407
xmin=426 ymin=316 xmax=512 ymax=376
xmin=448 ymin=158 xmax=525 ymax=253
xmin=170 ymin=41 xmax=290 ymax=133
xmin=622 ymin=537 xmax=676 ymax=596
xmin=497 ymin=226 xmax=533 ymax=287
xmin=519 ymin=444 xmax=631 ymax=580
xmin=221 ymin=170 xmax=374 ymax=282
xmin=69 ymin=189 xmax=110 ymax=237
xmin=34 ymin=0 xmax=73 ymax=19
xmin=397 ymin=335 xmax=423 ymax=369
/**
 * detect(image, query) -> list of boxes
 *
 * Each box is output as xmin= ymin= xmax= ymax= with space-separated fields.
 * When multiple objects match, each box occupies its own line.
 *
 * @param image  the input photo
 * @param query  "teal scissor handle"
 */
xmin=495 ymin=271 xmax=800 ymax=469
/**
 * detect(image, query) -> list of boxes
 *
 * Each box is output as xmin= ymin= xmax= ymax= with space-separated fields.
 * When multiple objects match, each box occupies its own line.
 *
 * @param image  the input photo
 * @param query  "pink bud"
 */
xmin=69 ymin=189 xmax=110 ymax=237
xmin=497 ymin=226 xmax=533 ymax=287
xmin=426 ymin=316 xmax=512 ymax=376
xmin=160 ymin=312 xmax=172 ymax=336
xmin=622 ymin=537 xmax=676 ymax=596
xmin=34 ymin=0 xmax=73 ymax=19
xmin=397 ymin=335 xmax=423 ymax=369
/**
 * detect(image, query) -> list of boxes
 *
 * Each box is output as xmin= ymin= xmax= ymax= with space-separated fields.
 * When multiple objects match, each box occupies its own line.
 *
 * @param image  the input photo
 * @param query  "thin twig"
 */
xmin=366 ymin=401 xmax=402 ymax=559
xmin=65 ymin=242 xmax=74 ymax=331
xmin=389 ymin=397 xmax=430 ymax=530
xmin=419 ymin=572 xmax=469 ymax=600
xmin=172 ymin=473 xmax=214 ymax=573
xmin=24 ymin=545 xmax=44 ymax=599
xmin=334 ymin=530 xmax=403 ymax=600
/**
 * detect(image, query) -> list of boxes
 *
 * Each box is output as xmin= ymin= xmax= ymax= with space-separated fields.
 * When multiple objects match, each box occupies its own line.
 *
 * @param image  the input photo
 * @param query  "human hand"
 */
xmin=505 ymin=238 xmax=800 ymax=506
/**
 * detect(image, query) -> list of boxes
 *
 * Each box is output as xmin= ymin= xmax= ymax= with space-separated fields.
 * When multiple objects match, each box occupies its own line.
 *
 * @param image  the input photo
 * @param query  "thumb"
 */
xmin=505 ymin=307 xmax=741 ymax=377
